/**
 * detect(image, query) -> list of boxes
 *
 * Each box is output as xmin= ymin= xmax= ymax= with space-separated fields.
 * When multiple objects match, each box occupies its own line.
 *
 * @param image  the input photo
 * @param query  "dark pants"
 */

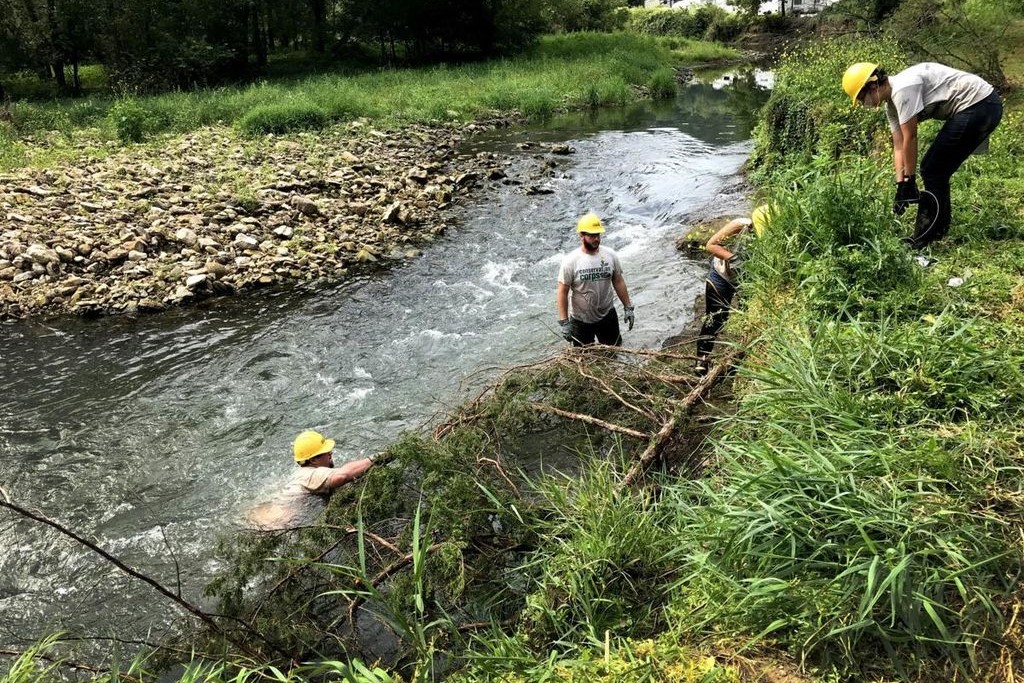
xmin=914 ymin=91 xmax=1002 ymax=247
xmin=697 ymin=268 xmax=736 ymax=358
xmin=568 ymin=307 xmax=621 ymax=347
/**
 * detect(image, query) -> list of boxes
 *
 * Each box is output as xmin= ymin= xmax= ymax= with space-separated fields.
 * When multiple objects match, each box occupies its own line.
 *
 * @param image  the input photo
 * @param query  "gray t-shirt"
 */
xmin=245 ymin=466 xmax=333 ymax=529
xmin=884 ymin=62 xmax=993 ymax=132
xmin=558 ymin=246 xmax=622 ymax=324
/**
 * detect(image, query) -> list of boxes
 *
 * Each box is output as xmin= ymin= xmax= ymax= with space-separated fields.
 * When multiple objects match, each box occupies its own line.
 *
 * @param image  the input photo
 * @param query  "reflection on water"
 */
xmin=0 ymin=72 xmax=770 ymax=653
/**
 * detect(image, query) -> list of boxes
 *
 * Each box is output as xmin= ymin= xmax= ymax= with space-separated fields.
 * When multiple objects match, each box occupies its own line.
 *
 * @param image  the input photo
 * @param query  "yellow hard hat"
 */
xmin=576 ymin=213 xmax=605 ymax=234
xmin=842 ymin=62 xmax=879 ymax=105
xmin=293 ymin=430 xmax=335 ymax=463
xmin=751 ymin=204 xmax=772 ymax=237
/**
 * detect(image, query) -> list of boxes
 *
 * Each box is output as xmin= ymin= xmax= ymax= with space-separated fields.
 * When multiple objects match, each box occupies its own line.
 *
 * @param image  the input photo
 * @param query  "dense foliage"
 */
xmin=0 ymin=0 xmax=640 ymax=96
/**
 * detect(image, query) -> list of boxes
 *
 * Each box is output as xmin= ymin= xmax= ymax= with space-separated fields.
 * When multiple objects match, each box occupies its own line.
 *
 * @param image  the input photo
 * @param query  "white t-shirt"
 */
xmin=885 ymin=62 xmax=993 ymax=132
xmin=558 ymin=246 xmax=622 ymax=323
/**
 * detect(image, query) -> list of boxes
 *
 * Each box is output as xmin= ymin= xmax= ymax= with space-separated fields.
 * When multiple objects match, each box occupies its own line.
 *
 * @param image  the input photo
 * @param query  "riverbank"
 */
xmin=0 ymin=119 xmax=519 ymax=319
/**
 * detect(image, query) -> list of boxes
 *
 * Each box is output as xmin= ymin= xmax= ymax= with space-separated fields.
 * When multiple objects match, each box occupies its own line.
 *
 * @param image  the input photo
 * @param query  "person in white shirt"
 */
xmin=289 ymin=429 xmax=375 ymax=494
xmin=842 ymin=62 xmax=1002 ymax=248
xmin=246 ymin=430 xmax=376 ymax=529
xmin=556 ymin=213 xmax=634 ymax=346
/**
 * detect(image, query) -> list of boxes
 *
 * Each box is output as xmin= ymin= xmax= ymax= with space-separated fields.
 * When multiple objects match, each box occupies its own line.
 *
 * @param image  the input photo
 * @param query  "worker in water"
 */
xmin=556 ymin=212 xmax=635 ymax=346
xmin=289 ymin=429 xmax=376 ymax=494
xmin=694 ymin=205 xmax=770 ymax=377
xmin=841 ymin=62 xmax=1002 ymax=249
xmin=247 ymin=430 xmax=376 ymax=528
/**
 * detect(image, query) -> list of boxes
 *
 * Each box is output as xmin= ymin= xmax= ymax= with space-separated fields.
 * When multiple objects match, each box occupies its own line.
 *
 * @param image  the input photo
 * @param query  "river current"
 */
xmin=0 ymin=70 xmax=769 ymax=653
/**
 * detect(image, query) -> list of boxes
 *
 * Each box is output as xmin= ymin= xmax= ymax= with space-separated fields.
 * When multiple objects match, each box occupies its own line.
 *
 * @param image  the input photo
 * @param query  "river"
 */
xmin=0 ymin=69 xmax=769 ymax=656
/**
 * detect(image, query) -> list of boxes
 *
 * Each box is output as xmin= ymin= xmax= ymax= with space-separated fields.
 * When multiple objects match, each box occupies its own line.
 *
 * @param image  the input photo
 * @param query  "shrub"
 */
xmin=236 ymin=101 xmax=329 ymax=136
xmin=649 ymin=67 xmax=677 ymax=98
xmin=749 ymin=37 xmax=908 ymax=182
xmin=108 ymin=97 xmax=153 ymax=143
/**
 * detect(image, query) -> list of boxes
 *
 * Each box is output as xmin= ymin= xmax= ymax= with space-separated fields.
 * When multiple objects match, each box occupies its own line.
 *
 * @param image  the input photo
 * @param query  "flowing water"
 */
xmin=0 ymin=70 xmax=770 ymax=653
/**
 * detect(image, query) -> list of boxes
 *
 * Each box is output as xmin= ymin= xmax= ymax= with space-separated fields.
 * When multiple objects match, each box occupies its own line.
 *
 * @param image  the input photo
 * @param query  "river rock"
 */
xmin=175 ymin=227 xmax=199 ymax=246
xmin=185 ymin=274 xmax=207 ymax=288
xmin=234 ymin=233 xmax=259 ymax=251
xmin=291 ymin=195 xmax=320 ymax=216
xmin=205 ymin=261 xmax=229 ymax=279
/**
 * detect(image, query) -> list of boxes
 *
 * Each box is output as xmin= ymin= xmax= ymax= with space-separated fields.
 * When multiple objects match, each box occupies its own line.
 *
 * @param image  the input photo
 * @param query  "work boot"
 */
xmin=694 ymin=356 xmax=709 ymax=378
xmin=908 ymin=191 xmax=941 ymax=249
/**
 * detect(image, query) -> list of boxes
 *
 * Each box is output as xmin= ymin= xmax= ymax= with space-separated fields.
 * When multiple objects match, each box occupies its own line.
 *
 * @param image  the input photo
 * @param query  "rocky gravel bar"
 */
xmin=0 ymin=119 xmax=569 ymax=320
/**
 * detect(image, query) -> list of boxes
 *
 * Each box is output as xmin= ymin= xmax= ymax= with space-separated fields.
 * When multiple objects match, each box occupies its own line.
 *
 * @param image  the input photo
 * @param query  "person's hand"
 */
xmin=893 ymin=175 xmax=920 ymax=216
xmin=558 ymin=318 xmax=573 ymax=342
xmin=623 ymin=306 xmax=635 ymax=331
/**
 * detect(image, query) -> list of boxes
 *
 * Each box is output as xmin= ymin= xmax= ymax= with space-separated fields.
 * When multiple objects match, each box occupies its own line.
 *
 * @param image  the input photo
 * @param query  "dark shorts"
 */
xmin=568 ymin=308 xmax=621 ymax=347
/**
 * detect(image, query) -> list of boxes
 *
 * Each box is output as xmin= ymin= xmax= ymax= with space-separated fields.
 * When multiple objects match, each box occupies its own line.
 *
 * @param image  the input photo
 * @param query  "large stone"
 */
xmin=175 ymin=227 xmax=198 ymax=246
xmin=291 ymin=195 xmax=320 ymax=216
xmin=185 ymin=273 xmax=207 ymax=288
xmin=234 ymin=233 xmax=259 ymax=251
xmin=25 ymin=244 xmax=60 ymax=266
xmin=205 ymin=261 xmax=229 ymax=279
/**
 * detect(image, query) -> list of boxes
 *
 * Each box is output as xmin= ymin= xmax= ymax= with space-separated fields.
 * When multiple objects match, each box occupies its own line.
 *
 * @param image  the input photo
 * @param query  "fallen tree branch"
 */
xmin=572 ymin=358 xmax=660 ymax=423
xmin=617 ymin=348 xmax=744 ymax=491
xmin=249 ymin=524 xmax=402 ymax=623
xmin=0 ymin=489 xmax=285 ymax=662
xmin=529 ymin=403 xmax=648 ymax=440
xmin=343 ymin=543 xmax=445 ymax=626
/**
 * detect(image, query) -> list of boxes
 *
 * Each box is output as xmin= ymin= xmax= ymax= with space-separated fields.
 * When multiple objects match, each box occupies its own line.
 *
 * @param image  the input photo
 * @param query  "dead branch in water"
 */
xmin=617 ymin=348 xmax=744 ymax=491
xmin=0 ymin=488 xmax=286 ymax=663
xmin=572 ymin=356 xmax=661 ymax=423
xmin=529 ymin=403 xmax=649 ymax=440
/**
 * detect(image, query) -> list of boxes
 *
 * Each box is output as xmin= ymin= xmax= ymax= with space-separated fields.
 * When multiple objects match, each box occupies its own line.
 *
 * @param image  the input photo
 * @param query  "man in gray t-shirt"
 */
xmin=842 ymin=61 xmax=1002 ymax=248
xmin=556 ymin=213 xmax=634 ymax=347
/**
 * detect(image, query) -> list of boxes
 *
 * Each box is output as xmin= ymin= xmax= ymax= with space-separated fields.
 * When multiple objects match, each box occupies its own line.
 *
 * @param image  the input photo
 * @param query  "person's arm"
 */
xmin=705 ymin=218 xmax=750 ymax=260
xmin=556 ymin=282 xmax=570 ymax=320
xmin=611 ymin=271 xmax=631 ymax=307
xmin=323 ymin=457 xmax=374 ymax=491
xmin=897 ymin=116 xmax=918 ymax=179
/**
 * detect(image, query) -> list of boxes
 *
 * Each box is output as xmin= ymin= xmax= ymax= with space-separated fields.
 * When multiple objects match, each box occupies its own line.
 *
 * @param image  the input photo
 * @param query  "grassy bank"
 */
xmin=0 ymin=33 xmax=736 ymax=171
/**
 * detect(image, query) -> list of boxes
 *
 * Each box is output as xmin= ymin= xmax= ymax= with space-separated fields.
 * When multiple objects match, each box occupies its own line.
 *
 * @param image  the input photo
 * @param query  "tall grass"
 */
xmin=659 ymin=312 xmax=1023 ymax=677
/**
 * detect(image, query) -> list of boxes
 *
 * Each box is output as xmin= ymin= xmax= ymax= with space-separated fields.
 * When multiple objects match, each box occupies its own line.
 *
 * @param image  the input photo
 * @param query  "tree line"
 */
xmin=0 ymin=0 xmax=644 ymax=98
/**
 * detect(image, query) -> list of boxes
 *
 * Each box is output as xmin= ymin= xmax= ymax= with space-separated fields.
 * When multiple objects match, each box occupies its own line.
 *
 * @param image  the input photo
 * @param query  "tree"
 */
xmin=827 ymin=0 xmax=903 ymax=27
xmin=728 ymin=0 xmax=762 ymax=17
xmin=886 ymin=0 xmax=1019 ymax=90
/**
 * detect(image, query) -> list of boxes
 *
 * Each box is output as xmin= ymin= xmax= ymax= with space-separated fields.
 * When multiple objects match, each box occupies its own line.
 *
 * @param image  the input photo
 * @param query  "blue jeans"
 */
xmin=914 ymin=91 xmax=1002 ymax=247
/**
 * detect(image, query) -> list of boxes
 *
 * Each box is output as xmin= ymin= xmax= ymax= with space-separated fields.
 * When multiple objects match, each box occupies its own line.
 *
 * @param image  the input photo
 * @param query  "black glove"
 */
xmin=623 ymin=306 xmax=635 ymax=331
xmin=893 ymin=175 xmax=920 ymax=216
xmin=558 ymin=318 xmax=573 ymax=342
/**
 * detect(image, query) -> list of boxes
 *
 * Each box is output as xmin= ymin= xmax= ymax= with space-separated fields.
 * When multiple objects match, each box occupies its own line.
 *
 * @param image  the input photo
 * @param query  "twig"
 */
xmin=608 ymin=346 xmax=701 ymax=361
xmin=157 ymin=524 xmax=183 ymax=598
xmin=571 ymin=357 xmax=660 ymax=423
xmin=617 ymin=348 xmax=744 ymax=491
xmin=529 ymin=403 xmax=648 ymax=440
xmin=345 ymin=543 xmax=445 ymax=625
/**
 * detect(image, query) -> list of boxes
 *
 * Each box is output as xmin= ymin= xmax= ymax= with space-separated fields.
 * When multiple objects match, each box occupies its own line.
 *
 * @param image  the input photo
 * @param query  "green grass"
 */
xmin=0 ymin=33 xmax=738 ymax=169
